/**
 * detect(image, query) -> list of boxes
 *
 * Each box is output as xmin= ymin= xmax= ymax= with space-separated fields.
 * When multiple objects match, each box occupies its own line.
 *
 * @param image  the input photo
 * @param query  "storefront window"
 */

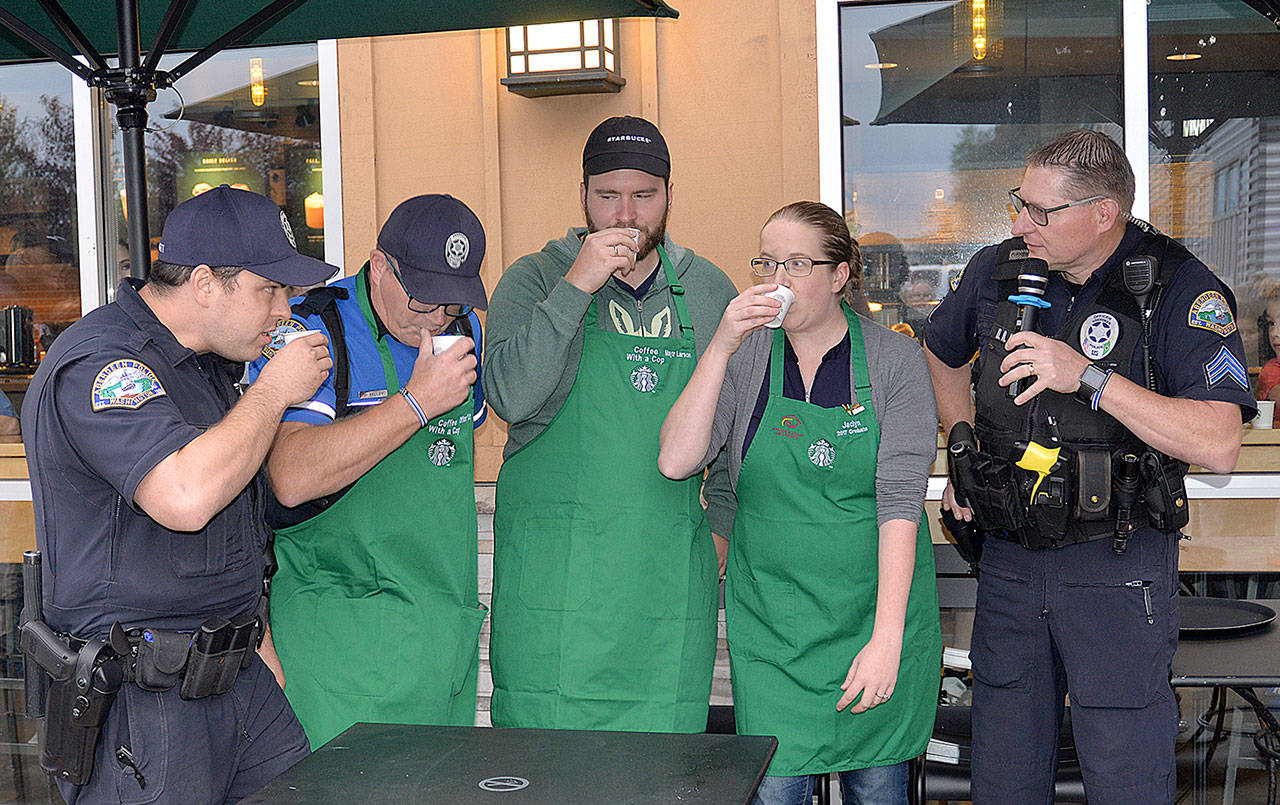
xmin=1147 ymin=0 xmax=1280 ymax=374
xmin=0 ymin=62 xmax=77 ymax=361
xmin=108 ymin=43 xmax=322 ymax=296
xmin=839 ymin=0 xmax=1123 ymax=336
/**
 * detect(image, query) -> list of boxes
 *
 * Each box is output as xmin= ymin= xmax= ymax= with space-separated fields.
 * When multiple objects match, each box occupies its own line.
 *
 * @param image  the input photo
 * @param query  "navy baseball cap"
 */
xmin=157 ymin=185 xmax=337 ymax=287
xmin=376 ymin=194 xmax=488 ymax=310
xmin=582 ymin=116 xmax=670 ymax=179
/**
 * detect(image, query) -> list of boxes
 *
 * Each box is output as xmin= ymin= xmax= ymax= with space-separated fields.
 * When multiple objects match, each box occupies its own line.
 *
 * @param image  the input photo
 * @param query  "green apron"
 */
xmin=270 ymin=276 xmax=485 ymax=750
xmin=727 ymin=306 xmax=941 ymax=776
xmin=490 ymin=245 xmax=718 ymax=731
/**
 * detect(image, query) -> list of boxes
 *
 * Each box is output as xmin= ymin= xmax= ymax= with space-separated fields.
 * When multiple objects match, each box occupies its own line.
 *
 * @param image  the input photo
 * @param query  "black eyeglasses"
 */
xmin=386 ymin=256 xmax=472 ymax=317
xmin=1008 ymin=187 xmax=1106 ymax=226
xmin=750 ymin=257 xmax=838 ymax=278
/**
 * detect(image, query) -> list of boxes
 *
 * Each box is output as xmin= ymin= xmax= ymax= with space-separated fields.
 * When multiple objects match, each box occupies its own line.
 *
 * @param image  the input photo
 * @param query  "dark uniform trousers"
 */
xmin=57 ymin=658 xmax=309 ymax=804
xmin=970 ymin=527 xmax=1180 ymax=804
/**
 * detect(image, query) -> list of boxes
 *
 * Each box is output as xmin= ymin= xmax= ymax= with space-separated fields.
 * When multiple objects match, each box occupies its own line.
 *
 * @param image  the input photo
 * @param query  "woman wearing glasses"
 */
xmin=659 ymin=201 xmax=941 ymax=804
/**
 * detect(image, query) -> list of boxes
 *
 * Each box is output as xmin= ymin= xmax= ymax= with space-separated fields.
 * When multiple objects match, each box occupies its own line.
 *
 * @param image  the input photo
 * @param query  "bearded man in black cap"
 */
xmin=484 ymin=116 xmax=737 ymax=732
xmin=244 ymin=194 xmax=489 ymax=749
xmin=22 ymin=185 xmax=336 ymax=802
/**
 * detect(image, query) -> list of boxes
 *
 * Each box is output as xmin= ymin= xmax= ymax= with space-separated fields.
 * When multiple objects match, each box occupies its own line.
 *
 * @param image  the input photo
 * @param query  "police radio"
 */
xmin=1122 ymin=255 xmax=1158 ymax=390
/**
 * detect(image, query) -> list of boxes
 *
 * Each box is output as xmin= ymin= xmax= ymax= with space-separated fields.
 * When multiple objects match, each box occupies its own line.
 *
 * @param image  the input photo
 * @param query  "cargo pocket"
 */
xmin=1056 ymin=578 xmax=1160 ymax=708
xmin=726 ymin=576 xmax=798 ymax=664
xmin=970 ymin=564 xmax=1032 ymax=689
xmin=451 ymin=602 xmax=488 ymax=695
xmin=516 ymin=517 xmax=593 ymax=611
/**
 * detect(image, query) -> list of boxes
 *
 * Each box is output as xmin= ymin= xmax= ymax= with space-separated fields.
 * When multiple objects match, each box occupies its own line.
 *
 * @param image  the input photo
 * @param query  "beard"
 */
xmin=584 ymin=205 xmax=670 ymax=261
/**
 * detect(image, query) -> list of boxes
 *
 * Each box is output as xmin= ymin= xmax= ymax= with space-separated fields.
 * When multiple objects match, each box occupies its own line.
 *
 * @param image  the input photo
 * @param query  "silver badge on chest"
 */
xmin=1079 ymin=312 xmax=1119 ymax=360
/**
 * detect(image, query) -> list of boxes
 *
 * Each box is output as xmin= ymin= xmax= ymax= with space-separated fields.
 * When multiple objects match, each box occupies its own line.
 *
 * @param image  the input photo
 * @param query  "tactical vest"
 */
xmin=968 ymin=232 xmax=1193 ymax=547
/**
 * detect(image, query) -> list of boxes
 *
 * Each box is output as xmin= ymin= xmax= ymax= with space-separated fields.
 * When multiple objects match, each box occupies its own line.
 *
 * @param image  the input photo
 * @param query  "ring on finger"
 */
xmin=1028 ymin=362 xmax=1036 ymax=375
xmin=874 ymin=692 xmax=890 ymax=700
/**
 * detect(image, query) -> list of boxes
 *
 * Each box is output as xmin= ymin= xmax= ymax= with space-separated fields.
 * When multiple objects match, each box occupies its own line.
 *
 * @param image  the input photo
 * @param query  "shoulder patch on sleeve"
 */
xmin=950 ymin=264 xmax=965 ymax=292
xmin=91 ymin=359 xmax=166 ymax=411
xmin=1204 ymin=345 xmax=1249 ymax=391
xmin=260 ymin=318 xmax=308 ymax=359
xmin=1188 ymin=291 xmax=1236 ymax=336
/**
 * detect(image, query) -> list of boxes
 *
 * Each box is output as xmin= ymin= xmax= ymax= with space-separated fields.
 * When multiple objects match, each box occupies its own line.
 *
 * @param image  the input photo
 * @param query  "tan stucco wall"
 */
xmin=335 ymin=0 xmax=820 ymax=479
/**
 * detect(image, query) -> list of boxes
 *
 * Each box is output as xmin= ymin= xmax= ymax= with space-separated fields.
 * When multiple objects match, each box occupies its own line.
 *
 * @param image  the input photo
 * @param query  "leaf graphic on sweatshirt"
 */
xmin=609 ymin=300 xmax=641 ymax=335
xmin=646 ymin=307 xmax=672 ymax=337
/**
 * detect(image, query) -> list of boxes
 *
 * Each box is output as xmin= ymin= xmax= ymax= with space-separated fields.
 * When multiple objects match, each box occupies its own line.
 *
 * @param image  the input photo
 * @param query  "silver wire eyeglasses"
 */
xmin=749 ymin=257 xmax=838 ymax=277
xmin=1008 ymin=187 xmax=1106 ymax=226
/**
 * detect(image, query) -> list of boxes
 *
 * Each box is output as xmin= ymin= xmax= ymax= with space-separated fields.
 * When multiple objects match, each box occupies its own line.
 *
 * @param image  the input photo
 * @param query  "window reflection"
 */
xmin=0 ymin=64 xmax=78 ymax=360
xmin=109 ymin=43 xmax=322 ymax=299
xmin=1148 ymin=0 xmax=1280 ymax=375
xmin=840 ymin=0 xmax=1123 ymax=331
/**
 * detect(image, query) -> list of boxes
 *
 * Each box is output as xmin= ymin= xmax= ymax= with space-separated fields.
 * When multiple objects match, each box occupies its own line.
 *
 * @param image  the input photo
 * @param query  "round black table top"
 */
xmin=1179 ymin=597 xmax=1276 ymax=637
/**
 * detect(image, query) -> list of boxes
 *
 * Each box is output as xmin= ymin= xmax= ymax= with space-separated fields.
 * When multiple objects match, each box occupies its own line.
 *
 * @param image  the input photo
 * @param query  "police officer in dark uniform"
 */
xmin=922 ymin=130 xmax=1255 ymax=803
xmin=21 ymin=185 xmax=336 ymax=803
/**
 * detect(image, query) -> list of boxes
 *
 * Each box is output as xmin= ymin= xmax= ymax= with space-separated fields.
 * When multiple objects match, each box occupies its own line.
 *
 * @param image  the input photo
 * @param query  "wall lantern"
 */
xmin=501 ymin=19 xmax=625 ymax=98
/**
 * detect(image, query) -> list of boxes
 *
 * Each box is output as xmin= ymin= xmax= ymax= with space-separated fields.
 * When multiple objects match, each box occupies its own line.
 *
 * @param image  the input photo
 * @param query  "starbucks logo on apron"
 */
xmin=807 ymin=438 xmax=835 ymax=468
xmin=428 ymin=438 xmax=456 ymax=467
xmin=630 ymin=365 xmax=659 ymax=393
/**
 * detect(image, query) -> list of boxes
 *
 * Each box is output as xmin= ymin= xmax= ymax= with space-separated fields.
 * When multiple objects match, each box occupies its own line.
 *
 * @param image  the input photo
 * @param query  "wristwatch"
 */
xmin=1076 ymin=363 xmax=1113 ymax=410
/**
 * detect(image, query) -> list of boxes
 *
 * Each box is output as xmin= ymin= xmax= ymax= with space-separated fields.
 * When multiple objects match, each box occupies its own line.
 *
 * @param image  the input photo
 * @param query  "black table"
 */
xmin=1172 ymin=598 xmax=1280 ymax=805
xmin=1173 ymin=598 xmax=1280 ymax=689
xmin=242 ymin=723 xmax=777 ymax=804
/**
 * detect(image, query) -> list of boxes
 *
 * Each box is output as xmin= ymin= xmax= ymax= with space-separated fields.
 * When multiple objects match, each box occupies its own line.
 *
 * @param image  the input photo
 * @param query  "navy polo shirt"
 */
xmin=922 ymin=223 xmax=1256 ymax=417
xmin=22 ymin=279 xmax=266 ymax=639
xmin=244 ymin=269 xmax=486 ymax=426
xmin=743 ymin=331 xmax=853 ymax=458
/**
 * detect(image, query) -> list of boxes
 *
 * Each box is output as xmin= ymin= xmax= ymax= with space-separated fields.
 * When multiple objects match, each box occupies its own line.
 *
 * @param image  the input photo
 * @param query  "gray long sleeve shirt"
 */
xmin=692 ymin=317 xmax=939 ymax=530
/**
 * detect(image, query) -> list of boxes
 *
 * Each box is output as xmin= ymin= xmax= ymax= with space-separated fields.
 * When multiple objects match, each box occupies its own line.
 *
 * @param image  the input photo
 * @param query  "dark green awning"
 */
xmin=0 ymin=0 xmax=677 ymax=64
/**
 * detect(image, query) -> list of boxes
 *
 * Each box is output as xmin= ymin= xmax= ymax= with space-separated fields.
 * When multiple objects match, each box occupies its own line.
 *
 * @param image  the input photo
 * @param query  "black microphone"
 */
xmin=1008 ymin=257 xmax=1050 ymax=398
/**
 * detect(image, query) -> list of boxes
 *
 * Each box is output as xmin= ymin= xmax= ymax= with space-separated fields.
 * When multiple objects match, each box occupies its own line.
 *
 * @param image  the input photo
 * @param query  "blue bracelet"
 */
xmin=399 ymin=388 xmax=428 ymax=428
xmin=1090 ymin=370 xmax=1113 ymax=411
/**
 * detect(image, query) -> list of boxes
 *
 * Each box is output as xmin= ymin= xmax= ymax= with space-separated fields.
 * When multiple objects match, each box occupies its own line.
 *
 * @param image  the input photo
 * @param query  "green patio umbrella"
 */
xmin=0 ymin=0 xmax=678 ymax=276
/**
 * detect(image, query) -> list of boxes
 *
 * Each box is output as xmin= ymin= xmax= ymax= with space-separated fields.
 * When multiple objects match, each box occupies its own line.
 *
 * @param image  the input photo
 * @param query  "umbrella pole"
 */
xmin=114 ymin=0 xmax=151 ymax=280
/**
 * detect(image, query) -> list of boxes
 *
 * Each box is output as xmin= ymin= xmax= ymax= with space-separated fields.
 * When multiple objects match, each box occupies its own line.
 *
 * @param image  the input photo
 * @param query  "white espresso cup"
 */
xmin=762 ymin=285 xmax=796 ymax=329
xmin=1255 ymin=399 xmax=1275 ymax=429
xmin=280 ymin=329 xmax=321 ymax=346
xmin=431 ymin=334 xmax=467 ymax=354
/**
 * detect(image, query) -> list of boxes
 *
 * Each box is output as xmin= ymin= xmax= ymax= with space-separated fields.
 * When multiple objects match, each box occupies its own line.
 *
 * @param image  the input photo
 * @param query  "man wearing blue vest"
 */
xmin=246 ymin=194 xmax=488 ymax=749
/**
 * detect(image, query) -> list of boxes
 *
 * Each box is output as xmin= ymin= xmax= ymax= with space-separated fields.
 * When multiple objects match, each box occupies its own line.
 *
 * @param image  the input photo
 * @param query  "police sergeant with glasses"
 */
xmin=922 ymin=130 xmax=1255 ymax=803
